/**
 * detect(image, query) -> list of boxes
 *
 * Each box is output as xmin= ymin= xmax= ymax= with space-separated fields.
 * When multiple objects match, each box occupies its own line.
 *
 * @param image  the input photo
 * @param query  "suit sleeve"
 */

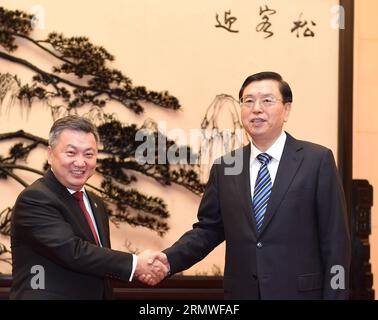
xmin=12 ymin=188 xmax=133 ymax=282
xmin=164 ymin=163 xmax=225 ymax=274
xmin=316 ymin=149 xmax=351 ymax=299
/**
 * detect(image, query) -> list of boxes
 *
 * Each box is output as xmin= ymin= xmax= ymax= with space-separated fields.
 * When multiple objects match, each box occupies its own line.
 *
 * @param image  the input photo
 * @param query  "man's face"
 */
xmin=47 ymin=129 xmax=98 ymax=191
xmin=241 ymin=79 xmax=291 ymax=146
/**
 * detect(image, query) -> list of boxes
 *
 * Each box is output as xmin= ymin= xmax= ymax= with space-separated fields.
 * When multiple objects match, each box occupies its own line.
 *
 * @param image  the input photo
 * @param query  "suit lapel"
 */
xmin=232 ymin=144 xmax=259 ymax=238
xmin=258 ymin=133 xmax=304 ymax=235
xmin=44 ymin=170 xmax=105 ymax=246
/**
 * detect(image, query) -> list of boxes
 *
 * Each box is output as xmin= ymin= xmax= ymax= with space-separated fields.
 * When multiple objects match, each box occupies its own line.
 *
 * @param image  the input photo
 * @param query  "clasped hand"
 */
xmin=135 ymin=250 xmax=170 ymax=286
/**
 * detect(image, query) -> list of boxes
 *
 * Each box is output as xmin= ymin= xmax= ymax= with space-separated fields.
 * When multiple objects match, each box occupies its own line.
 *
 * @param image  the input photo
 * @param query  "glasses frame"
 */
xmin=239 ymin=95 xmax=284 ymax=108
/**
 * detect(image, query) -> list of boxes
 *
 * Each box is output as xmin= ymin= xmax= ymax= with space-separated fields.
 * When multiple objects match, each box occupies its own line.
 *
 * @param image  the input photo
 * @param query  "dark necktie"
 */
xmin=253 ymin=153 xmax=272 ymax=232
xmin=73 ymin=191 xmax=100 ymax=245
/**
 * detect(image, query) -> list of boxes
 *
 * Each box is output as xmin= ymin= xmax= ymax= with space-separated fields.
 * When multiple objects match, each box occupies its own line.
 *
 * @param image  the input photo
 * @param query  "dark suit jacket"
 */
xmin=165 ymin=133 xmax=351 ymax=300
xmin=10 ymin=170 xmax=133 ymax=300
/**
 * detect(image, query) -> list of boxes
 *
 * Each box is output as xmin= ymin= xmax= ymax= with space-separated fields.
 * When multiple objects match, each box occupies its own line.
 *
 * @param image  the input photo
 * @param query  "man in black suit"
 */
xmin=150 ymin=71 xmax=351 ymax=299
xmin=10 ymin=115 xmax=167 ymax=299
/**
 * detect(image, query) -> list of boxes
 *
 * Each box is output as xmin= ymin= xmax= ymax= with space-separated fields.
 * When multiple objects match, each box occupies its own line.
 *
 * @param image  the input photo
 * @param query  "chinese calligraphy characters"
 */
xmin=256 ymin=5 xmax=277 ymax=39
xmin=215 ymin=10 xmax=239 ymax=33
xmin=215 ymin=6 xmax=317 ymax=39
xmin=291 ymin=13 xmax=316 ymax=37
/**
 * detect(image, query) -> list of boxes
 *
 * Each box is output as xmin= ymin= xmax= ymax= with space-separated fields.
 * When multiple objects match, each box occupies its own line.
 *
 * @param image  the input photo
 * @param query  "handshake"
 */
xmin=135 ymin=250 xmax=170 ymax=286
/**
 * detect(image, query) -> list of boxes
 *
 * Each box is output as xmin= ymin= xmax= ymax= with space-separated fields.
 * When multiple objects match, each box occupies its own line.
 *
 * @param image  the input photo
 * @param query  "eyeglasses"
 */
xmin=239 ymin=95 xmax=283 ymax=108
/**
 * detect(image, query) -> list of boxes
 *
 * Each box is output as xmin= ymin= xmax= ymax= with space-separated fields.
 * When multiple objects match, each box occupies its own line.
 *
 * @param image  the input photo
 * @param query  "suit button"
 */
xmin=257 ymin=242 xmax=263 ymax=248
xmin=252 ymin=274 xmax=258 ymax=280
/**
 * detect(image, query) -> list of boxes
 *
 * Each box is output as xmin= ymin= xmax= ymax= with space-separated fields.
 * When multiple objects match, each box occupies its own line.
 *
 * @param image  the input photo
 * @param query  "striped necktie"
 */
xmin=253 ymin=153 xmax=272 ymax=232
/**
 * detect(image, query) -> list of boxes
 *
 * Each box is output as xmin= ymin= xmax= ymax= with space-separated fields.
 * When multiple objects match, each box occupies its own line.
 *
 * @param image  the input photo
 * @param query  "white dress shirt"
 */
xmin=249 ymin=131 xmax=287 ymax=201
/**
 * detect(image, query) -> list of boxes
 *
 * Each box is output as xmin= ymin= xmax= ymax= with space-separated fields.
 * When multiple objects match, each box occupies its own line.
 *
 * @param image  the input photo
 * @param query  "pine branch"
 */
xmin=0 ymin=51 xmax=94 ymax=93
xmin=0 ymin=163 xmax=44 ymax=176
xmin=0 ymin=132 xmax=48 ymax=165
xmin=0 ymin=165 xmax=28 ymax=187
xmin=0 ymin=130 xmax=48 ymax=145
xmin=97 ymin=158 xmax=204 ymax=195
xmin=0 ymin=241 xmax=12 ymax=264
xmin=14 ymin=33 xmax=76 ymax=67
xmin=0 ymin=207 xmax=12 ymax=236
xmin=101 ymin=178 xmax=169 ymax=236
xmin=0 ymin=51 xmax=179 ymax=113
xmin=0 ymin=6 xmax=181 ymax=114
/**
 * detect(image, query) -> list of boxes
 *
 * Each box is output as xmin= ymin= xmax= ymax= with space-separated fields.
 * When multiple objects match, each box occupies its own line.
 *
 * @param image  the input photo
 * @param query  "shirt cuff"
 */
xmin=129 ymin=254 xmax=137 ymax=282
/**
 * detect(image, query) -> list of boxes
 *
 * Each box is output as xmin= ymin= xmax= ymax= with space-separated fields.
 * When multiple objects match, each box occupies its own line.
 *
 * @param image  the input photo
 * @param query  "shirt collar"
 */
xmin=67 ymin=187 xmax=86 ymax=195
xmin=250 ymin=131 xmax=287 ymax=162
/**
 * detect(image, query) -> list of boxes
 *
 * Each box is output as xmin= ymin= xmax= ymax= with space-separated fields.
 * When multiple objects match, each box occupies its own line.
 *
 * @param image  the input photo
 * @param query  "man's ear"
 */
xmin=47 ymin=146 xmax=52 ymax=165
xmin=283 ymin=102 xmax=292 ymax=122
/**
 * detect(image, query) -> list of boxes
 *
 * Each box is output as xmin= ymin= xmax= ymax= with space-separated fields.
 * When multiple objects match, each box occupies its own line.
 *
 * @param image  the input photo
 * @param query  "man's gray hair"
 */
xmin=49 ymin=115 xmax=100 ymax=148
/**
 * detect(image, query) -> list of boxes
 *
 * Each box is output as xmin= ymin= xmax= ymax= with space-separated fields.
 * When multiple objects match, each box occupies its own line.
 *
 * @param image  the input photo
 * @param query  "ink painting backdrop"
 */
xmin=0 ymin=0 xmax=340 ymax=275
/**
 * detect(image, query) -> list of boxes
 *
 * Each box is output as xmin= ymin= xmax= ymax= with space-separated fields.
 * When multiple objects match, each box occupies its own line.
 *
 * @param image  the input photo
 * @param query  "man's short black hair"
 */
xmin=238 ymin=71 xmax=293 ymax=103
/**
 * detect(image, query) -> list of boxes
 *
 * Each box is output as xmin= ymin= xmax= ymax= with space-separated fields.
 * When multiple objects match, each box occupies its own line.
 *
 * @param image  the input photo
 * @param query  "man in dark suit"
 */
xmin=10 ymin=115 xmax=167 ymax=299
xmin=150 ymin=71 xmax=351 ymax=299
